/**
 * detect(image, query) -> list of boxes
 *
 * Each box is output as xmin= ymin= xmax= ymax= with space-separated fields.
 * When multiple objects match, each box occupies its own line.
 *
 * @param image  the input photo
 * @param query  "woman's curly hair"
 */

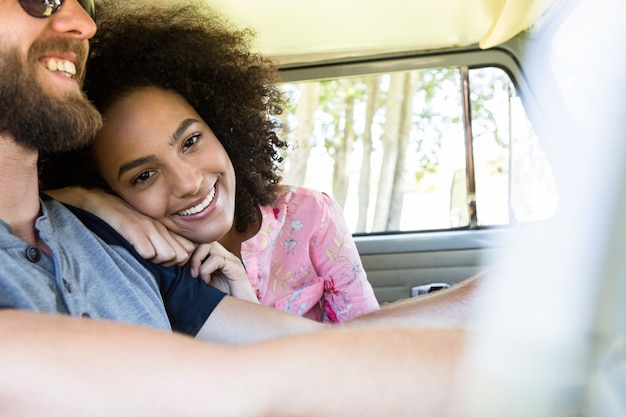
xmin=84 ymin=0 xmax=288 ymax=233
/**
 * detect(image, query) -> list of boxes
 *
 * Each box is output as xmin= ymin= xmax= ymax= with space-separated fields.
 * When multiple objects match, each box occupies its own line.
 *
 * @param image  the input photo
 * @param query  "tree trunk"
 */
xmin=387 ymin=72 xmax=416 ymax=230
xmin=356 ymin=76 xmax=379 ymax=232
xmin=282 ymin=82 xmax=319 ymax=185
xmin=372 ymin=72 xmax=405 ymax=231
xmin=332 ymin=93 xmax=355 ymax=208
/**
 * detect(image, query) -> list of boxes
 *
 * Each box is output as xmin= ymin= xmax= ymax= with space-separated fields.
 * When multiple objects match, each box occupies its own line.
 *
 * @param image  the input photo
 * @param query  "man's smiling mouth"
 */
xmin=43 ymin=58 xmax=76 ymax=78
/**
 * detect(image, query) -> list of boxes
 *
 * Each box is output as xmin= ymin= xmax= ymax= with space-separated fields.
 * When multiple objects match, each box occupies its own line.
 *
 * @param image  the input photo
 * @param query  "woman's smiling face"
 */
xmin=92 ymin=87 xmax=236 ymax=243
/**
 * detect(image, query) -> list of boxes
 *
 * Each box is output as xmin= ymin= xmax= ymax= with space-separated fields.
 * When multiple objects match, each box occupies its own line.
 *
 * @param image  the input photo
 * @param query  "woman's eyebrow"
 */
xmin=170 ymin=118 xmax=200 ymax=146
xmin=117 ymin=155 xmax=158 ymax=180
xmin=117 ymin=118 xmax=200 ymax=180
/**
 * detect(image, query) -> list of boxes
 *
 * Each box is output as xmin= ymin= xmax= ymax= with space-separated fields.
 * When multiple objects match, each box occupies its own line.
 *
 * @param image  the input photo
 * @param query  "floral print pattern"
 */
xmin=241 ymin=185 xmax=379 ymax=322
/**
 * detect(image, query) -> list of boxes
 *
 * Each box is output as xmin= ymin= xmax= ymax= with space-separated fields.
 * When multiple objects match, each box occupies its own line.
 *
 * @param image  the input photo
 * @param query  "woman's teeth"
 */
xmin=176 ymin=188 xmax=216 ymax=216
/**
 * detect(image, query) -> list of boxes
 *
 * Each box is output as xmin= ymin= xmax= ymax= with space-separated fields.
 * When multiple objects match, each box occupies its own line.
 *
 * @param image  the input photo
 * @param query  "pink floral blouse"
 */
xmin=241 ymin=185 xmax=380 ymax=322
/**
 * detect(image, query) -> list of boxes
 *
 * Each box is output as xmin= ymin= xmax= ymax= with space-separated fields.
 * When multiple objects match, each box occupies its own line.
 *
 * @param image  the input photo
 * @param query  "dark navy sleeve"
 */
xmin=62 ymin=201 xmax=226 ymax=336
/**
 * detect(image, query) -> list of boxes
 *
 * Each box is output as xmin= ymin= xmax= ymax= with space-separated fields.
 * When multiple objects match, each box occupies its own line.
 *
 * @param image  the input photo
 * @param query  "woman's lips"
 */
xmin=175 ymin=186 xmax=216 ymax=216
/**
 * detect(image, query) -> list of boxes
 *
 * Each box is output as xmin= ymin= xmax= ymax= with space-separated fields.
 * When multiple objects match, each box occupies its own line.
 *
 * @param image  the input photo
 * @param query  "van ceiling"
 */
xmin=204 ymin=0 xmax=555 ymax=65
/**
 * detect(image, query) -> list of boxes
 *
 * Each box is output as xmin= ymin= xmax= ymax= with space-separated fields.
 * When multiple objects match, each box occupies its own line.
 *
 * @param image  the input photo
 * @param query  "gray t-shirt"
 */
xmin=0 ymin=198 xmax=171 ymax=330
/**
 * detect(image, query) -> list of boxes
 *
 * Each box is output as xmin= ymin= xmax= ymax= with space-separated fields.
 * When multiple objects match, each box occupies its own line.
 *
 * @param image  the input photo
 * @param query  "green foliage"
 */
xmin=280 ymin=66 xmax=513 ymax=187
xmin=469 ymin=67 xmax=512 ymax=149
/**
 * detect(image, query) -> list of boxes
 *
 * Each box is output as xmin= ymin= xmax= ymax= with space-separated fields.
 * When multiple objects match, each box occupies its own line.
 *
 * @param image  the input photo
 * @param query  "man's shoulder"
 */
xmin=41 ymin=195 xmax=145 ymax=264
xmin=47 ymin=197 xmax=228 ymax=335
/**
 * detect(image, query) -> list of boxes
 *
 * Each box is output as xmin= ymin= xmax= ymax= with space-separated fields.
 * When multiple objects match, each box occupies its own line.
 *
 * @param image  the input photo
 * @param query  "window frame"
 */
xmin=278 ymin=47 xmax=543 ymax=238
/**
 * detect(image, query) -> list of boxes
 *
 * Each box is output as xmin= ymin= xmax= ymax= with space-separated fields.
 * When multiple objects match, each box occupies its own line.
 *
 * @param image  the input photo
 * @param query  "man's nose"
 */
xmin=49 ymin=0 xmax=97 ymax=41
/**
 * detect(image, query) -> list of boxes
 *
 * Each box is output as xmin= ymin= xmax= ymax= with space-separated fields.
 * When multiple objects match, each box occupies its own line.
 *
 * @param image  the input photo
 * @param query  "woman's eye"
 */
xmin=182 ymin=134 xmax=200 ymax=151
xmin=131 ymin=170 xmax=155 ymax=185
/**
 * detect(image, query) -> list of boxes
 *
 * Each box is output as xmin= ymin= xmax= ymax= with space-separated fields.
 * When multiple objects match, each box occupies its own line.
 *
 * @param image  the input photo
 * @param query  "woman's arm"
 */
xmin=49 ymin=187 xmax=258 ymax=303
xmin=47 ymin=187 xmax=195 ymax=266
xmin=312 ymin=192 xmax=380 ymax=321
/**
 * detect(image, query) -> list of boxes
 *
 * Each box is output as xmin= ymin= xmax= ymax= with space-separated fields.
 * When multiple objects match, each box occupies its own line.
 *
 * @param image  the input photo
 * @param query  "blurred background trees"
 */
xmin=279 ymin=67 xmax=526 ymax=233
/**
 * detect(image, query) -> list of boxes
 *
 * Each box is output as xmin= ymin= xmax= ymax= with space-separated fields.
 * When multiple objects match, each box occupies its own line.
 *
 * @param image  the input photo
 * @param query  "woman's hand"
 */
xmin=188 ymin=242 xmax=259 ymax=304
xmin=46 ymin=187 xmax=196 ymax=266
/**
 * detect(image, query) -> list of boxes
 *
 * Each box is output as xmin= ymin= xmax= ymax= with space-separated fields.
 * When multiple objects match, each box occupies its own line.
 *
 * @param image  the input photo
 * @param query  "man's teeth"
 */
xmin=45 ymin=58 xmax=76 ymax=78
xmin=176 ymin=188 xmax=216 ymax=216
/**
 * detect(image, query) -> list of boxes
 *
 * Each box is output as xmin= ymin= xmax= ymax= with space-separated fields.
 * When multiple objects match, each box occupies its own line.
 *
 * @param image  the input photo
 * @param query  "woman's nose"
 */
xmin=171 ymin=164 xmax=202 ymax=197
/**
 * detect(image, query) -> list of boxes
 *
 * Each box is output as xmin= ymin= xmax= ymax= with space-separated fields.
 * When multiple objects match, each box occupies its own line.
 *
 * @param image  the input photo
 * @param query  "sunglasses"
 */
xmin=18 ymin=0 xmax=95 ymax=19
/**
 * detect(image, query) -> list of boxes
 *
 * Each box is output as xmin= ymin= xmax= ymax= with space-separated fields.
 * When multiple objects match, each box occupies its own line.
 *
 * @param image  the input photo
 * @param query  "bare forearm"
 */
xmin=45 ymin=186 xmax=101 ymax=211
xmin=0 ymin=309 xmax=465 ymax=417
xmin=196 ymin=272 xmax=481 ymax=345
xmin=0 ymin=310 xmax=232 ymax=417
xmin=257 ymin=326 xmax=465 ymax=417
xmin=46 ymin=187 xmax=196 ymax=265
xmin=195 ymin=296 xmax=326 ymax=343
xmin=351 ymin=274 xmax=482 ymax=327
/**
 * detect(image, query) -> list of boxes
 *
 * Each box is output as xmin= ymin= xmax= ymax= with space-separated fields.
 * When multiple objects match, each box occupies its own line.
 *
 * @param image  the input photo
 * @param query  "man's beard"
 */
xmin=0 ymin=41 xmax=102 ymax=153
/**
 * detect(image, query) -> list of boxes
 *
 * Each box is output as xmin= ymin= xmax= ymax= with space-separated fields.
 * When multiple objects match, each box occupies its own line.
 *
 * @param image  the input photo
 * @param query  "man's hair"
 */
xmin=45 ymin=0 xmax=289 ymax=233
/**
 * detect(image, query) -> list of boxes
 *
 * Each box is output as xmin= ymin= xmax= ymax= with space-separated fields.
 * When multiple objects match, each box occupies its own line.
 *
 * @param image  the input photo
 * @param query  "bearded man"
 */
xmin=0 ymin=0 xmax=177 ymax=328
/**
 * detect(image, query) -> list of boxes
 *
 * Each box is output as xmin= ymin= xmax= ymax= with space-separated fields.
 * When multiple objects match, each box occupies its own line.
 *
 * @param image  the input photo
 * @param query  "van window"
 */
xmin=278 ymin=65 xmax=557 ymax=234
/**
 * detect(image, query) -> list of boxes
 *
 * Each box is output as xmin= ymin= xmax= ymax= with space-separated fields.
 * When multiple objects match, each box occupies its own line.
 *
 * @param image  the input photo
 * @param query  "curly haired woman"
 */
xmin=43 ymin=0 xmax=379 ymax=323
